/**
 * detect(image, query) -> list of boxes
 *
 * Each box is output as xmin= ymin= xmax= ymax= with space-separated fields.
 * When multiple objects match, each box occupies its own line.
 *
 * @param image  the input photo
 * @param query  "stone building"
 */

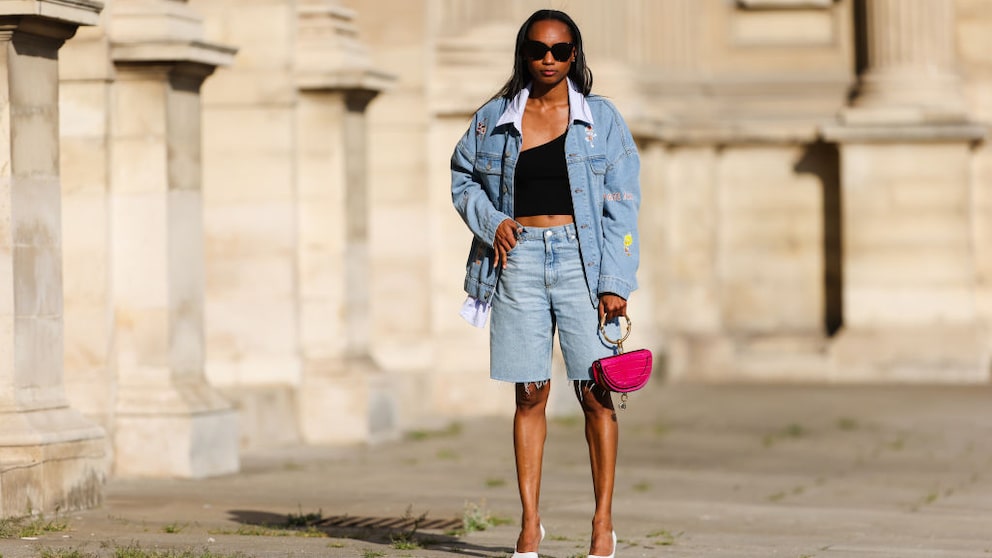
xmin=0 ymin=0 xmax=990 ymax=515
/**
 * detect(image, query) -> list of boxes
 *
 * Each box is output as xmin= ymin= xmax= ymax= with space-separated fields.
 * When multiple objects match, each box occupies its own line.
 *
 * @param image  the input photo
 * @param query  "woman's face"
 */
xmin=522 ymin=19 xmax=575 ymax=89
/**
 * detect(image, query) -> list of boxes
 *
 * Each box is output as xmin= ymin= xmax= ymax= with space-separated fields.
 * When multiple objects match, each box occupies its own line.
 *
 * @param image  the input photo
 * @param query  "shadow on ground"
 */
xmin=226 ymin=509 xmax=510 ymax=557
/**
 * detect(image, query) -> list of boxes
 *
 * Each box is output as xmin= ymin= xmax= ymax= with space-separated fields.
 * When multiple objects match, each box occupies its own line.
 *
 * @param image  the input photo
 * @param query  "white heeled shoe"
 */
xmin=511 ymin=523 xmax=545 ymax=558
xmin=588 ymin=530 xmax=617 ymax=558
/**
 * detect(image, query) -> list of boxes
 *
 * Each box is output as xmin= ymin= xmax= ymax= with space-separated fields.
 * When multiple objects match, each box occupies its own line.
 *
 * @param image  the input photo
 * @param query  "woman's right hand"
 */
xmin=494 ymin=218 xmax=521 ymax=268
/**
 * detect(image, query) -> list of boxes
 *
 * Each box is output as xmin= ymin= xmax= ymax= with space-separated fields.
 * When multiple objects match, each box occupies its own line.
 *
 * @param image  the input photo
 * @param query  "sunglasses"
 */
xmin=521 ymin=40 xmax=574 ymax=62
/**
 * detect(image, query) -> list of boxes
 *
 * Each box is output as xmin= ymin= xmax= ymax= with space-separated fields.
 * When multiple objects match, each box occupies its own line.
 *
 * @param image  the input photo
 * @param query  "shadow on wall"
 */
xmin=794 ymin=141 xmax=842 ymax=337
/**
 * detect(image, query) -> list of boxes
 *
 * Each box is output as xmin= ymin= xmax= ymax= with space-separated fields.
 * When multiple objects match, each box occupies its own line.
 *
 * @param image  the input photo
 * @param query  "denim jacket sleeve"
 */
xmin=597 ymin=104 xmax=641 ymax=300
xmin=450 ymin=110 xmax=511 ymax=248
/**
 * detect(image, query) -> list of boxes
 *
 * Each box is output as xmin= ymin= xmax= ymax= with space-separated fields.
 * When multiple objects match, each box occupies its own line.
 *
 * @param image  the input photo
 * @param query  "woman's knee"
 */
xmin=515 ymin=380 xmax=551 ymax=412
xmin=574 ymin=381 xmax=615 ymax=415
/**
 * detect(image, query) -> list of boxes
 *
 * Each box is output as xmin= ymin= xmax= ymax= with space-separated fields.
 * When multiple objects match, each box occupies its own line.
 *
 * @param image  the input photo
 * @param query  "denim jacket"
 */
xmin=451 ymin=80 xmax=640 ymax=308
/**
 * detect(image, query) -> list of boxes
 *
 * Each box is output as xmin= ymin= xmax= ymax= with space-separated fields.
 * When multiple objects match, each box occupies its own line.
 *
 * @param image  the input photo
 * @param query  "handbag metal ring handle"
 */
xmin=599 ymin=314 xmax=632 ymax=347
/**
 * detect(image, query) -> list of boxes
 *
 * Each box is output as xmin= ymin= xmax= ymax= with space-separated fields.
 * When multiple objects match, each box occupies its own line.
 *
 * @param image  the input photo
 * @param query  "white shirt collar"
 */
xmin=494 ymin=78 xmax=595 ymax=133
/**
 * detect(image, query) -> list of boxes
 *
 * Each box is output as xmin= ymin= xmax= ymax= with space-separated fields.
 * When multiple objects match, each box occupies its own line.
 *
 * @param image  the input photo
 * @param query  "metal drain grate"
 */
xmin=318 ymin=515 xmax=463 ymax=531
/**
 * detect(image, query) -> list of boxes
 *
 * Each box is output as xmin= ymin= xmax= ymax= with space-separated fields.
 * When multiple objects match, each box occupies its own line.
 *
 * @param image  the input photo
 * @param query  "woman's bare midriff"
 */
xmin=516 ymin=215 xmax=574 ymax=227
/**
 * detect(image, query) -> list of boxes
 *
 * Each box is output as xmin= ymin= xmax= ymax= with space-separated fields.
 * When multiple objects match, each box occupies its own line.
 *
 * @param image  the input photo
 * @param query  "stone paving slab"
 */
xmin=1 ymin=384 xmax=991 ymax=557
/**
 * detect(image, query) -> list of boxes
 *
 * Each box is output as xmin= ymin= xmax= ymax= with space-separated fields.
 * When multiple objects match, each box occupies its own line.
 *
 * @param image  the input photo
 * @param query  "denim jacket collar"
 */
xmin=494 ymin=78 xmax=595 ymax=133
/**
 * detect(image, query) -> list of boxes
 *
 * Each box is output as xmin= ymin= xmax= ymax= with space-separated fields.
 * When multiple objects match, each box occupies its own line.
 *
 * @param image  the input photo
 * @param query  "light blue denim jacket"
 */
xmin=451 ymin=80 xmax=641 ymax=308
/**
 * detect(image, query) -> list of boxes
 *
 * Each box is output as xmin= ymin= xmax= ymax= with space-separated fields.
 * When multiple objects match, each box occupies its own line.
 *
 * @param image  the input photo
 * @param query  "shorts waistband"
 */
xmin=516 ymin=222 xmax=576 ymax=241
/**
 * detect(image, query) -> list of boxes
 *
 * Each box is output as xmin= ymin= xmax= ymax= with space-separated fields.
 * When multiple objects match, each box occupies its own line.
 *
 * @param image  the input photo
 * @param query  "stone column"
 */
xmin=824 ymin=0 xmax=990 ymax=381
xmin=293 ymin=0 xmax=393 ymax=444
xmin=60 ymin=17 xmax=116 ymax=462
xmin=0 ymin=1 xmax=105 ymax=515
xmin=847 ymin=0 xmax=965 ymax=123
xmin=107 ymin=0 xmax=240 ymax=477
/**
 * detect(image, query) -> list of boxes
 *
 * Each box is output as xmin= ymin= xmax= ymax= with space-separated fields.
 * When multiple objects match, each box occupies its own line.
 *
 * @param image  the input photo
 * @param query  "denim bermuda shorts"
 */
xmin=490 ymin=223 xmax=621 ymax=383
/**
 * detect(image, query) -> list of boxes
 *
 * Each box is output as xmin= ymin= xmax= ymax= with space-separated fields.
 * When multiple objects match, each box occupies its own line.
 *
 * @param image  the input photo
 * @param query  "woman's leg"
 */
xmin=513 ymin=380 xmax=551 ymax=553
xmin=576 ymin=381 xmax=618 ymax=556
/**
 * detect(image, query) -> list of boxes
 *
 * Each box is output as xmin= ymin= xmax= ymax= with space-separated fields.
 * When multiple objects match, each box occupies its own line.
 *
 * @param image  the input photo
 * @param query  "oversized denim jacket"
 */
xmin=451 ymin=80 xmax=640 ymax=308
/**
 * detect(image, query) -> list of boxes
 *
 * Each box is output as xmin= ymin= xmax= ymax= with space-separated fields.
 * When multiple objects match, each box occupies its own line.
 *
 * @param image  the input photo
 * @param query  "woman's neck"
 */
xmin=529 ymin=79 xmax=569 ymax=107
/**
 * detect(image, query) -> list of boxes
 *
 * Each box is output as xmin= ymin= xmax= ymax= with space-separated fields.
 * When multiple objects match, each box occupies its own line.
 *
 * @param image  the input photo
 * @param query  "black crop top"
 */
xmin=514 ymin=132 xmax=573 ymax=217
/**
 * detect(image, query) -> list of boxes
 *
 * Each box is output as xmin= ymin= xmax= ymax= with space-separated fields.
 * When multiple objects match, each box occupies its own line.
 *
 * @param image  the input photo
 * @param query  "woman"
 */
xmin=451 ymin=9 xmax=640 ymax=558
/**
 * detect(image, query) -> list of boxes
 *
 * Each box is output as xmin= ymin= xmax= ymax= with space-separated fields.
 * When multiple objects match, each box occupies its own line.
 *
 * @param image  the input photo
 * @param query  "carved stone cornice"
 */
xmin=0 ymin=0 xmax=102 ymax=26
xmin=0 ymin=0 xmax=102 ymax=45
xmin=111 ymin=39 xmax=234 ymax=68
xmin=108 ymin=0 xmax=234 ymax=69
xmin=293 ymin=0 xmax=393 ymax=93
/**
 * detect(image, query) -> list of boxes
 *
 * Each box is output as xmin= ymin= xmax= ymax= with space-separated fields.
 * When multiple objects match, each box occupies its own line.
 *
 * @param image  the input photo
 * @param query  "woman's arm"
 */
xmin=597 ymin=107 xmax=641 ymax=307
xmin=450 ymin=117 xmax=514 ymax=250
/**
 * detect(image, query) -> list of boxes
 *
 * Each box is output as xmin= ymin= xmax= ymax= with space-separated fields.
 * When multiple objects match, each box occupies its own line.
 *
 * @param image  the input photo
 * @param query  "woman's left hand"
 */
xmin=598 ymin=293 xmax=627 ymax=324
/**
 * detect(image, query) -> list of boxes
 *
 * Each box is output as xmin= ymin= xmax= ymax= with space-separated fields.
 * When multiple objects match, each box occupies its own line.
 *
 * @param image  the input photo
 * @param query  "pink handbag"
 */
xmin=592 ymin=315 xmax=653 ymax=409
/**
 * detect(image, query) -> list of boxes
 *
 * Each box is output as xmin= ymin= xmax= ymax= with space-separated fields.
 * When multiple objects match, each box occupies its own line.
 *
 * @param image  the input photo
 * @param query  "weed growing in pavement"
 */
xmin=360 ymin=551 xmax=385 ymax=558
xmin=485 ymin=477 xmax=506 ymax=488
xmin=406 ymin=422 xmax=463 ymax=441
xmin=768 ymin=485 xmax=806 ymax=502
xmin=38 ymin=549 xmax=95 ymax=558
xmin=390 ymin=506 xmax=428 ymax=550
xmin=162 ymin=522 xmax=187 ymax=534
xmin=285 ymin=505 xmax=323 ymax=528
xmin=436 ymin=448 xmax=459 ymax=460
xmin=461 ymin=502 xmax=490 ymax=534
xmin=633 ymin=481 xmax=651 ymax=493
xmin=208 ymin=525 xmax=288 ymax=537
xmin=0 ymin=513 xmax=69 ymax=539
xmin=647 ymin=529 xmax=682 ymax=546
xmin=836 ymin=417 xmax=859 ymax=431
xmin=207 ymin=524 xmax=324 ymax=538
xmin=763 ymin=423 xmax=806 ymax=447
xmin=111 ymin=543 xmax=250 ymax=558
xmin=449 ymin=501 xmax=512 ymax=536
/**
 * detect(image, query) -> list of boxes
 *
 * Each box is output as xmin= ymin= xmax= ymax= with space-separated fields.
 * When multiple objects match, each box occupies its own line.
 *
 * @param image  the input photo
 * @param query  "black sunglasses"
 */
xmin=521 ymin=40 xmax=574 ymax=62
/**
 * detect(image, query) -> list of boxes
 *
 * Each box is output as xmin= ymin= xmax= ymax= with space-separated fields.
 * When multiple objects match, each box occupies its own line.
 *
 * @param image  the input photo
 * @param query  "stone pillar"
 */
xmin=0 ymin=1 xmax=105 ymax=515
xmin=847 ymin=0 xmax=965 ymax=123
xmin=293 ymin=0 xmax=393 ymax=444
xmin=824 ymin=0 xmax=990 ymax=381
xmin=107 ymin=0 xmax=240 ymax=477
xmin=60 ymin=18 xmax=115 ymax=462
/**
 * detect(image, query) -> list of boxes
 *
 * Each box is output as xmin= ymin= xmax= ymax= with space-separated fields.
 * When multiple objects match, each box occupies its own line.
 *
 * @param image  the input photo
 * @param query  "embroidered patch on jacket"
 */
xmin=476 ymin=119 xmax=488 ymax=138
xmin=623 ymin=233 xmax=633 ymax=256
xmin=604 ymin=191 xmax=635 ymax=202
xmin=585 ymin=125 xmax=596 ymax=147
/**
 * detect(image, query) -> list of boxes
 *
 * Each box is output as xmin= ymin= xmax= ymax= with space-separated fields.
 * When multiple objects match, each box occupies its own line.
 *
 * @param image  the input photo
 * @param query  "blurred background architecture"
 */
xmin=1 ymin=0 xmax=990 ymax=515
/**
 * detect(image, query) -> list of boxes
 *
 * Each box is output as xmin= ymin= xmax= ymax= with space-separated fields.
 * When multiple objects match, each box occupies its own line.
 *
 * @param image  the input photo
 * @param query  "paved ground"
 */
xmin=2 ymin=384 xmax=991 ymax=557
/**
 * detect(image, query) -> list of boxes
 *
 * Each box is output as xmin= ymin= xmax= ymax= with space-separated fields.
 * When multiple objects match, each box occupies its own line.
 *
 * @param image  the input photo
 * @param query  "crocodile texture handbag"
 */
xmin=592 ymin=315 xmax=653 ymax=409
